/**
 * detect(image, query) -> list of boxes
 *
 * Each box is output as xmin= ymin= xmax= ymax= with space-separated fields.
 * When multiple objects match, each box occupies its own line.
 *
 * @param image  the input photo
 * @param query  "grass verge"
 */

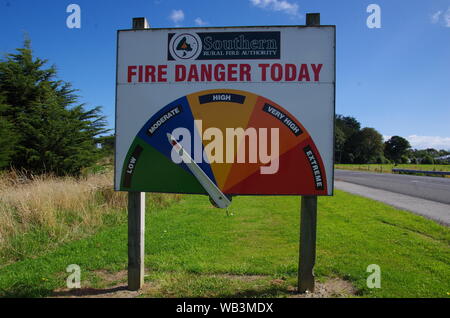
xmin=0 ymin=169 xmax=179 ymax=265
xmin=335 ymin=164 xmax=450 ymax=176
xmin=0 ymin=190 xmax=448 ymax=298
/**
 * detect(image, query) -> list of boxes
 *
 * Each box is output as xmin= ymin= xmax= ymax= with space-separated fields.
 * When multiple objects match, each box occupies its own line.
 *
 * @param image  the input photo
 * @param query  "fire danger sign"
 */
xmin=115 ymin=26 xmax=335 ymax=196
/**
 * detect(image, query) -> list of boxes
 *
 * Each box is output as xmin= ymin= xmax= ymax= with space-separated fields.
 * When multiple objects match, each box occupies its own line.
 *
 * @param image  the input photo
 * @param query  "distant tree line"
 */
xmin=335 ymin=115 xmax=450 ymax=164
xmin=0 ymin=40 xmax=108 ymax=176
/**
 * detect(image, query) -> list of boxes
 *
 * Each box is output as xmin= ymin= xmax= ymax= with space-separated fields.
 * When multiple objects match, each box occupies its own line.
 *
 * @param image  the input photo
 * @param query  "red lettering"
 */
xmin=175 ymin=65 xmax=186 ymax=82
xmin=285 ymin=64 xmax=296 ymax=81
xmin=201 ymin=64 xmax=212 ymax=81
xmin=227 ymin=64 xmax=238 ymax=81
xmin=145 ymin=65 xmax=155 ymax=82
xmin=127 ymin=66 xmax=137 ymax=83
xmin=258 ymin=64 xmax=270 ymax=81
xmin=158 ymin=65 xmax=167 ymax=82
xmin=271 ymin=63 xmax=283 ymax=81
xmin=214 ymin=64 xmax=225 ymax=82
xmin=240 ymin=64 xmax=251 ymax=81
xmin=298 ymin=64 xmax=310 ymax=81
xmin=131 ymin=63 xmax=321 ymax=83
xmin=187 ymin=65 xmax=199 ymax=82
xmin=138 ymin=65 xmax=143 ymax=82
xmin=311 ymin=64 xmax=323 ymax=82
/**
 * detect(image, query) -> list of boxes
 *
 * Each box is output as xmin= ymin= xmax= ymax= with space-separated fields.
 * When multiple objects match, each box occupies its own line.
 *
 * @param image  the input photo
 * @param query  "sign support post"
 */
xmin=298 ymin=195 xmax=318 ymax=293
xmin=128 ymin=191 xmax=145 ymax=290
xmin=298 ymin=13 xmax=320 ymax=294
xmin=127 ymin=17 xmax=149 ymax=291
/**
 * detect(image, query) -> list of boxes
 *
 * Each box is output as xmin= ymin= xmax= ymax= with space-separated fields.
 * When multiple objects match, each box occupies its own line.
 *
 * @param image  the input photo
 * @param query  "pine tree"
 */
xmin=0 ymin=40 xmax=108 ymax=175
xmin=0 ymin=94 xmax=18 ymax=168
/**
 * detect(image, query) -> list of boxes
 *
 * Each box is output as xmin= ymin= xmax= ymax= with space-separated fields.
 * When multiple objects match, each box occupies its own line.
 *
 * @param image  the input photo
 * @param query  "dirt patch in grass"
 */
xmin=52 ymin=270 xmax=157 ymax=298
xmin=52 ymin=284 xmax=138 ymax=298
xmin=288 ymin=278 xmax=357 ymax=298
xmin=52 ymin=269 xmax=356 ymax=298
xmin=92 ymin=269 xmax=127 ymax=285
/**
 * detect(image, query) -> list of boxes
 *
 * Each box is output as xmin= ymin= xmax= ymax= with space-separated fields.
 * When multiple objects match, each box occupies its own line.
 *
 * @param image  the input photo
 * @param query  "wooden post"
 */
xmin=306 ymin=12 xmax=320 ymax=26
xmin=298 ymin=196 xmax=317 ymax=293
xmin=128 ymin=192 xmax=145 ymax=290
xmin=132 ymin=17 xmax=150 ymax=30
xmin=128 ymin=17 xmax=149 ymax=291
xmin=298 ymin=13 xmax=320 ymax=294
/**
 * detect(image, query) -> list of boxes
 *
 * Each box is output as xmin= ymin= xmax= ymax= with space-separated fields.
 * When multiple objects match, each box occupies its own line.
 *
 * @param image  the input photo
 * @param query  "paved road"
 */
xmin=335 ymin=181 xmax=450 ymax=226
xmin=335 ymin=169 xmax=450 ymax=205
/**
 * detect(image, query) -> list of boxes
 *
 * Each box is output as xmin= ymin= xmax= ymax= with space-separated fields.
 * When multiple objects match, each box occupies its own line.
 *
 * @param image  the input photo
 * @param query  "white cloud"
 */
xmin=249 ymin=0 xmax=300 ymax=18
xmin=194 ymin=17 xmax=208 ymax=26
xmin=407 ymin=135 xmax=450 ymax=150
xmin=431 ymin=7 xmax=450 ymax=27
xmin=445 ymin=8 xmax=450 ymax=27
xmin=384 ymin=135 xmax=450 ymax=150
xmin=431 ymin=10 xmax=442 ymax=24
xmin=169 ymin=9 xmax=185 ymax=25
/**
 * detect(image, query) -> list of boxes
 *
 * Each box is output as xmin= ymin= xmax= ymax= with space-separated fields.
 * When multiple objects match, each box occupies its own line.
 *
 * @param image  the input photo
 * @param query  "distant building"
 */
xmin=434 ymin=154 xmax=450 ymax=162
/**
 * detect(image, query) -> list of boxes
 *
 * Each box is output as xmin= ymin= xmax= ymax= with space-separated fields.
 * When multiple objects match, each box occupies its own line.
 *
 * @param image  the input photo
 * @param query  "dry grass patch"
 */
xmin=0 ymin=170 xmax=127 ymax=263
xmin=0 ymin=168 xmax=181 ymax=264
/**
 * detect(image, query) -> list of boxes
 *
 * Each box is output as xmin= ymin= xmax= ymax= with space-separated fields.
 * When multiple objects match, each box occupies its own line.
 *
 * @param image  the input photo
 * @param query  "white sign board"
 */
xmin=115 ymin=26 xmax=335 ymax=196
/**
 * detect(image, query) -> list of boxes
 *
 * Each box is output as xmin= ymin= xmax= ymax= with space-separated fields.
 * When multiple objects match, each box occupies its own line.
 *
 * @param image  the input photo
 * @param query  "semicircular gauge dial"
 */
xmin=120 ymin=89 xmax=327 ymax=195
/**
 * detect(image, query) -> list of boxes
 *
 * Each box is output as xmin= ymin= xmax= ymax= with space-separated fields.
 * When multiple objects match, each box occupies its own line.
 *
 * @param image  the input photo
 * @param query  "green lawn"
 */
xmin=335 ymin=164 xmax=450 ymax=175
xmin=0 ymin=191 xmax=449 ymax=298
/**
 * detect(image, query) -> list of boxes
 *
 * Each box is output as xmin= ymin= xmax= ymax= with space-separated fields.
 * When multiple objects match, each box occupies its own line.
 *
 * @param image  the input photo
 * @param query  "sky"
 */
xmin=0 ymin=0 xmax=449 ymax=150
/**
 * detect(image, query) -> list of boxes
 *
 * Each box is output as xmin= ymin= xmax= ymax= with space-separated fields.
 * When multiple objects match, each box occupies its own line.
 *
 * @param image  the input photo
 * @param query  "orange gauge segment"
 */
xmin=187 ymin=89 xmax=257 ymax=190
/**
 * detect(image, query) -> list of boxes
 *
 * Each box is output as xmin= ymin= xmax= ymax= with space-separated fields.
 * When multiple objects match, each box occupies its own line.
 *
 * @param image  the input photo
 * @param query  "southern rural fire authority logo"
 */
xmin=169 ymin=33 xmax=202 ymax=60
xmin=168 ymin=31 xmax=281 ymax=61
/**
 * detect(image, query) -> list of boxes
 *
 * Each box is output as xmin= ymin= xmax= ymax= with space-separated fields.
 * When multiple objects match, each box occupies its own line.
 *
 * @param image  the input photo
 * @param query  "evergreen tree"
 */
xmin=96 ymin=134 xmax=115 ymax=156
xmin=0 ymin=94 xmax=18 ymax=168
xmin=0 ymin=40 xmax=108 ymax=175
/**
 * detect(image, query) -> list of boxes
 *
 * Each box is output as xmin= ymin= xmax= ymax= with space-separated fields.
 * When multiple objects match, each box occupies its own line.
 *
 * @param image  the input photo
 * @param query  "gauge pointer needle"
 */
xmin=167 ymin=133 xmax=231 ymax=209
